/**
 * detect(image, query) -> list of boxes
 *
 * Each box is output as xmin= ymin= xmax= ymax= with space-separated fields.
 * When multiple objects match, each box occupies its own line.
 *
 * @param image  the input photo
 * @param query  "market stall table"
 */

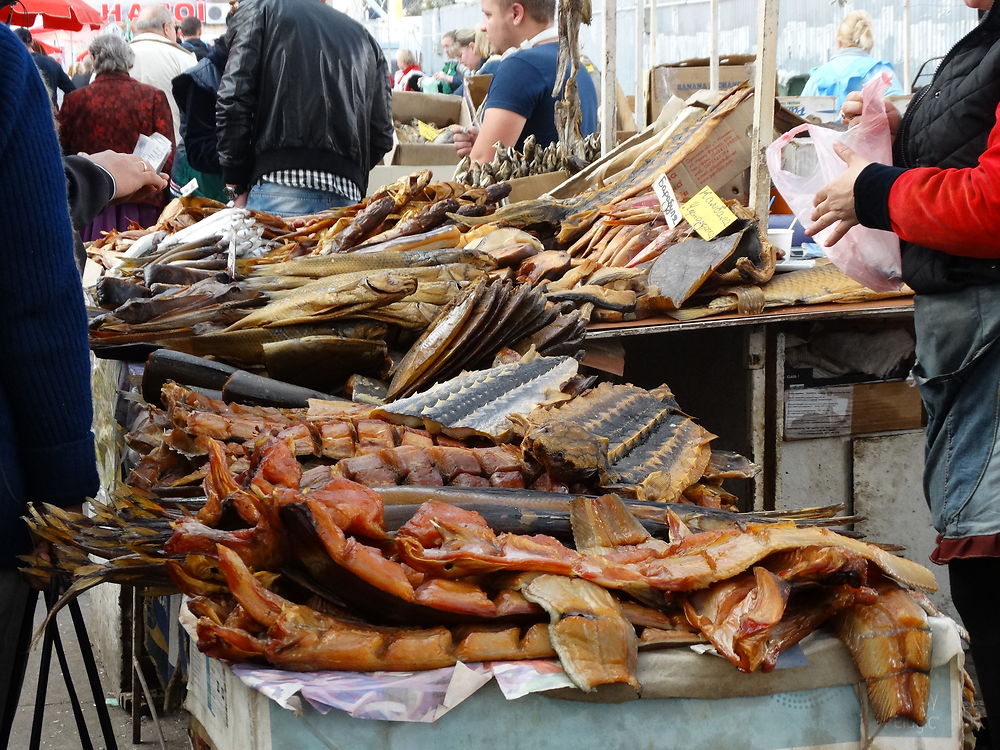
xmin=185 ymin=615 xmax=965 ymax=750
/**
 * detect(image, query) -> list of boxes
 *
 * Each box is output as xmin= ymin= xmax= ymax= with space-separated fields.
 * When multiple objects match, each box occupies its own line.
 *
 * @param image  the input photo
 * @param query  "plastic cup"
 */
xmin=767 ymin=228 xmax=794 ymax=256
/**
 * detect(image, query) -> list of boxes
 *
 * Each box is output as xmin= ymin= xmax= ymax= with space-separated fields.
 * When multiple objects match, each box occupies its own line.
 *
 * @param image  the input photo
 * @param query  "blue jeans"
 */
xmin=912 ymin=285 xmax=1000 ymax=547
xmin=246 ymin=183 xmax=355 ymax=217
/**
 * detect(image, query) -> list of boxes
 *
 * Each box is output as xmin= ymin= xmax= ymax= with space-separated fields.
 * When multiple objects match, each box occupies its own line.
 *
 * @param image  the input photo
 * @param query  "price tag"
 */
xmin=417 ymin=119 xmax=444 ymax=142
xmin=651 ymin=173 xmax=683 ymax=229
xmin=681 ymin=186 xmax=739 ymax=240
xmin=179 ymin=178 xmax=199 ymax=198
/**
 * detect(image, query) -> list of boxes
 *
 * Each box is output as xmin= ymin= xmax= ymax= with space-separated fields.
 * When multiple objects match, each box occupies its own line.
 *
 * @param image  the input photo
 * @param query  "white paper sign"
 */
xmin=784 ymin=386 xmax=853 ymax=440
xmin=132 ymin=132 xmax=172 ymax=173
xmin=179 ymin=178 xmax=199 ymax=197
xmin=652 ymin=172 xmax=683 ymax=229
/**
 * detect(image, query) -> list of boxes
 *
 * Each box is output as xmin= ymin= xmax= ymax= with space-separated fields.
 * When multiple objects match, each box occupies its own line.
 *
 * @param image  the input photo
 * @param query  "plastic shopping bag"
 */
xmin=766 ymin=74 xmax=902 ymax=291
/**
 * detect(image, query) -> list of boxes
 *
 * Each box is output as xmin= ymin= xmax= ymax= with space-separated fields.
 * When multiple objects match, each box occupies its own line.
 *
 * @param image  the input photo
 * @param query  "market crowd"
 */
xmin=1 ymin=0 xmax=999 ymax=748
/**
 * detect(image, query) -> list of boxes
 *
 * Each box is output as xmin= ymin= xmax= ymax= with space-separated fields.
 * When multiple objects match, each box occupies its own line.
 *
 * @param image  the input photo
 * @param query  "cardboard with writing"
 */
xmin=681 ymin=185 xmax=739 ymax=240
xmin=646 ymin=55 xmax=756 ymax=122
xmin=549 ymin=90 xmax=756 ymax=205
xmin=777 ymin=96 xmax=839 ymax=124
xmin=784 ymin=380 xmax=924 ymax=440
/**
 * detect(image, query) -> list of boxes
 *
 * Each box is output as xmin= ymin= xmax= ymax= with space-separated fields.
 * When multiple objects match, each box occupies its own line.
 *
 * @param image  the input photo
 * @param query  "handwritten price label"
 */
xmin=652 ymin=173 xmax=683 ymax=229
xmin=681 ymin=186 xmax=739 ymax=240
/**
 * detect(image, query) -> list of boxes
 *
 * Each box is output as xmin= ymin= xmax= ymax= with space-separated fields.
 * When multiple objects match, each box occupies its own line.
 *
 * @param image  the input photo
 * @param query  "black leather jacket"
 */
xmin=892 ymin=5 xmax=1000 ymax=293
xmin=216 ymin=0 xmax=393 ymax=194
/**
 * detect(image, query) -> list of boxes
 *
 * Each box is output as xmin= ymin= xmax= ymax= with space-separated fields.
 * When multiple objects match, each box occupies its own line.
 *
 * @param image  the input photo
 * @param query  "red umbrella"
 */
xmin=34 ymin=37 xmax=62 ymax=53
xmin=1 ymin=0 xmax=104 ymax=31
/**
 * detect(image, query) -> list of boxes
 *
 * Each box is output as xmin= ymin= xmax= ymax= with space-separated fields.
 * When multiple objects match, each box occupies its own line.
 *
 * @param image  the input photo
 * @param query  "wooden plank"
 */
xmin=749 ymin=0 xmax=779 ymax=220
xmin=709 ymin=0 xmax=720 ymax=92
xmin=584 ymin=298 xmax=915 ymax=338
xmin=602 ymin=0 xmax=618 ymax=156
xmin=634 ymin=0 xmax=646 ymax=128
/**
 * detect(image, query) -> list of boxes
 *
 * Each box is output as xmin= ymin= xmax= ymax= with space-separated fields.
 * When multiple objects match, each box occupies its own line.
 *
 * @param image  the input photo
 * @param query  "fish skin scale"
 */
xmin=579 ymin=389 xmax=642 ymax=437
xmin=409 ymin=359 xmax=558 ymax=422
xmin=609 ymin=420 xmax=693 ymax=475
xmin=606 ymin=409 xmax=678 ymax=464
xmin=384 ymin=357 xmax=578 ymax=436
xmin=611 ymin=419 xmax=706 ymax=476
xmin=459 ymin=358 xmax=580 ymax=435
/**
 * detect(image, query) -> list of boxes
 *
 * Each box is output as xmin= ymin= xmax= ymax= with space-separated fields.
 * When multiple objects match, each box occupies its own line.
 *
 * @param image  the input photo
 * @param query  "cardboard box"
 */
xmin=465 ymin=74 xmax=492 ymax=112
xmin=784 ymin=380 xmax=924 ymax=440
xmin=387 ymin=91 xmax=473 ymax=166
xmin=777 ymin=96 xmax=839 ymax=123
xmin=646 ymin=55 xmax=756 ymax=121
xmin=550 ymin=87 xmax=755 ymax=204
xmin=505 ymin=170 xmax=570 ymax=203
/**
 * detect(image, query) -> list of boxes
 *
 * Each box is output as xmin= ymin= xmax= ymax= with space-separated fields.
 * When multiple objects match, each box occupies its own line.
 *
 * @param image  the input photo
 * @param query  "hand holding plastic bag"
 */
xmin=766 ymin=74 xmax=902 ymax=291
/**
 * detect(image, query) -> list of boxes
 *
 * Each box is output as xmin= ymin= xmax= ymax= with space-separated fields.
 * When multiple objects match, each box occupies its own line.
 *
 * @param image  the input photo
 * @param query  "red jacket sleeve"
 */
xmin=885 ymin=101 xmax=1000 ymax=258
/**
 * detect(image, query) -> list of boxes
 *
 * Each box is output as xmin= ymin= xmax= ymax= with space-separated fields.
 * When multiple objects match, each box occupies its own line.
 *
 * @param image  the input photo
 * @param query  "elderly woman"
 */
xmin=801 ymin=11 xmax=902 ymax=110
xmin=392 ymin=49 xmax=423 ymax=92
xmin=57 ymin=34 xmax=174 ymax=240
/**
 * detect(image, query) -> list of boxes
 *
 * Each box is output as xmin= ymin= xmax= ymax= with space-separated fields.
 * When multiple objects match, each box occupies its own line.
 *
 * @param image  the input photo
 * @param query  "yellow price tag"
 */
xmin=416 ymin=119 xmax=444 ymax=142
xmin=681 ymin=186 xmax=739 ymax=241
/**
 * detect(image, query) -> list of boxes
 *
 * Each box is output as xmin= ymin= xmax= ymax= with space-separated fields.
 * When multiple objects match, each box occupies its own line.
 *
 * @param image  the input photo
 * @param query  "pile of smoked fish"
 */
xmin=125 ymin=354 xmax=753 ymax=507
xmin=27 ymin=359 xmax=937 ymax=725
xmin=85 ymin=86 xmax=912 ymax=403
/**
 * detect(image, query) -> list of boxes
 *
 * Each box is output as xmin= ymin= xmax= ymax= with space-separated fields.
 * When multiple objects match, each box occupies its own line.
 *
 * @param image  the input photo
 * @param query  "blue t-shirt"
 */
xmin=802 ymin=48 xmax=903 ymax=110
xmin=484 ymin=42 xmax=597 ymax=149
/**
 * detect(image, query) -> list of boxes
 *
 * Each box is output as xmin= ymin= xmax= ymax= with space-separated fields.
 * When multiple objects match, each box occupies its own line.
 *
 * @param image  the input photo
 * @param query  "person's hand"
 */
xmin=806 ymin=141 xmax=872 ymax=246
xmin=232 ymin=191 xmax=248 ymax=208
xmin=27 ymin=502 xmax=83 ymax=590
xmin=81 ymin=150 xmax=168 ymax=204
xmin=453 ymin=125 xmax=479 ymax=157
xmin=840 ymin=91 xmax=902 ymax=140
xmin=433 ymin=71 xmax=449 ymax=81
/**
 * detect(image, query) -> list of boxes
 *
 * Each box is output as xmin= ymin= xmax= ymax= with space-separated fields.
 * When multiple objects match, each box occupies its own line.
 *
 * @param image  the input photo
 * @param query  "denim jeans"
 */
xmin=246 ymin=183 xmax=356 ymax=217
xmin=912 ymin=285 xmax=1000 ymax=545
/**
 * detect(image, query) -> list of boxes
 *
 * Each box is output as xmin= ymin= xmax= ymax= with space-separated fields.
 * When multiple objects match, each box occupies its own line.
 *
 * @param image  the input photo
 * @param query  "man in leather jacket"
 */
xmin=216 ymin=0 xmax=394 ymax=216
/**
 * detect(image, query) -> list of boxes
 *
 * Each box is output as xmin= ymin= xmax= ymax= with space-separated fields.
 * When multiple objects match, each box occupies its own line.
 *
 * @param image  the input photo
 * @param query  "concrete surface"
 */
xmin=8 ymin=596 xmax=190 ymax=750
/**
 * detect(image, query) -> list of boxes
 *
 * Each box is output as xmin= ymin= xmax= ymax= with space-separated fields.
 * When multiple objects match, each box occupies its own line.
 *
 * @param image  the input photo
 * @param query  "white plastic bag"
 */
xmin=766 ymin=74 xmax=902 ymax=291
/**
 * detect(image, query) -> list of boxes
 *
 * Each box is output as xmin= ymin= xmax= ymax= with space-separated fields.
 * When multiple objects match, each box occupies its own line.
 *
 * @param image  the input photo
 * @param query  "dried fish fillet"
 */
xmin=673 ymin=262 xmax=913 ymax=321
xmin=832 ymin=578 xmax=932 ymax=725
xmin=520 ymin=574 xmax=639 ymax=694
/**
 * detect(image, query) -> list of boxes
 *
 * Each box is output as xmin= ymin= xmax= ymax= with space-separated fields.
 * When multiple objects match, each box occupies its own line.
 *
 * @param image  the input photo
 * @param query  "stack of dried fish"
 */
xmin=87 ymin=175 xmax=579 ymax=396
xmin=454 ymin=133 xmax=602 ymax=187
xmin=386 ymin=278 xmax=586 ymax=399
xmin=121 ymin=356 xmax=750 ymax=506
xmin=446 ymin=87 xmax=779 ymax=314
xmin=24 ymin=435 xmax=938 ymax=723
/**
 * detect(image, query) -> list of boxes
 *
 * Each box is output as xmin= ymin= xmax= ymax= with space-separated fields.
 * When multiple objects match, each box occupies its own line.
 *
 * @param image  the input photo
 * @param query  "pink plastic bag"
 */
xmin=766 ymin=74 xmax=902 ymax=291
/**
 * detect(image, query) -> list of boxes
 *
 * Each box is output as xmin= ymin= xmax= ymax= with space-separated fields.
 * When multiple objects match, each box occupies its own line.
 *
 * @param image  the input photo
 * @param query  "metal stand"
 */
xmin=0 ymin=585 xmax=119 ymax=750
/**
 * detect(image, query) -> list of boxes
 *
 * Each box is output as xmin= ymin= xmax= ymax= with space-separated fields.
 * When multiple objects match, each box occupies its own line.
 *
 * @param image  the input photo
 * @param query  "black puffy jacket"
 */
xmin=216 ymin=0 xmax=393 ymax=194
xmin=893 ymin=5 xmax=1000 ymax=293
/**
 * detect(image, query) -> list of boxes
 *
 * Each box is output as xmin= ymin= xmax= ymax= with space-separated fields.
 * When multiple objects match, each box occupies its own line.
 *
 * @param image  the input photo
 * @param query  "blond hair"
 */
xmin=397 ymin=48 xmax=417 ymax=67
xmin=837 ymin=11 xmax=874 ymax=53
xmin=454 ymin=28 xmax=491 ymax=59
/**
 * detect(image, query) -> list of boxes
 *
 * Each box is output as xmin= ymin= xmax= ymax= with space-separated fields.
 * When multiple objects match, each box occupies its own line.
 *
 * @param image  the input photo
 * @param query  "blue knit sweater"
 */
xmin=0 ymin=27 xmax=99 ymax=569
